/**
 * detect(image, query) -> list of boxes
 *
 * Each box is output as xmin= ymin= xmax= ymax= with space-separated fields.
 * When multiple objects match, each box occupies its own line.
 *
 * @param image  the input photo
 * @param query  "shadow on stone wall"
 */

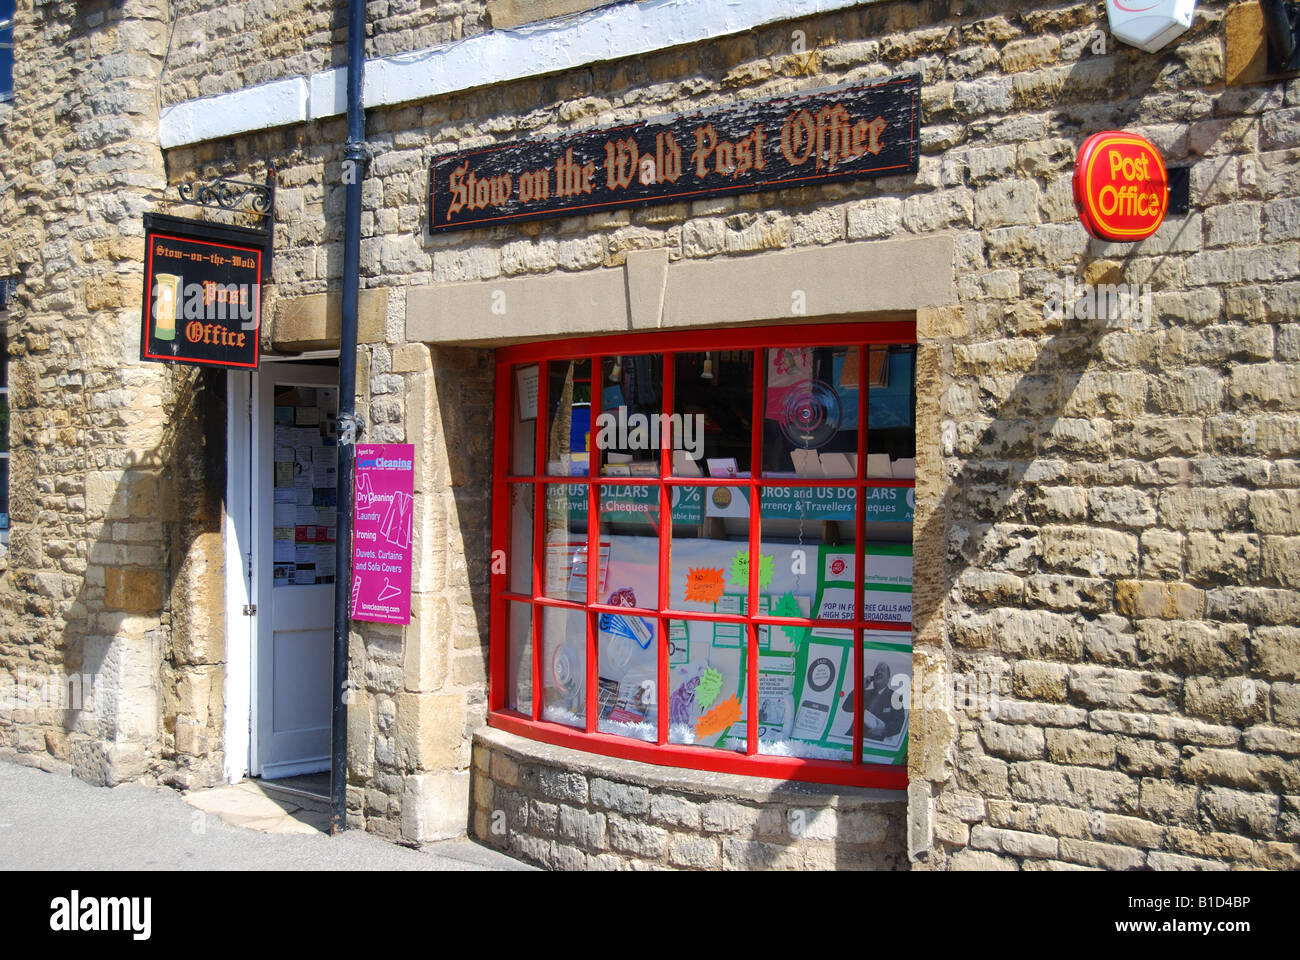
xmin=49 ymin=366 xmax=226 ymax=787
xmin=907 ymin=32 xmax=1242 ymax=859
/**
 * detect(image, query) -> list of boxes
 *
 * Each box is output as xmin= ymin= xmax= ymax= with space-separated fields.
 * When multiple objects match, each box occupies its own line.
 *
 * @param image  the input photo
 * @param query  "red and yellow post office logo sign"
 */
xmin=1073 ymin=131 xmax=1169 ymax=242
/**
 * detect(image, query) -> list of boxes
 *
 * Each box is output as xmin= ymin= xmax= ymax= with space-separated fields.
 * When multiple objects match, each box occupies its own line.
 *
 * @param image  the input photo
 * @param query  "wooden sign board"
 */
xmin=139 ymin=213 xmax=266 ymax=370
xmin=430 ymin=74 xmax=921 ymax=232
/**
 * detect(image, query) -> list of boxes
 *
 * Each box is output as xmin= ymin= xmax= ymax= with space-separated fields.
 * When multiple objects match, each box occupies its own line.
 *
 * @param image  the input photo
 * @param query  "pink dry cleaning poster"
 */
xmin=350 ymin=444 xmax=415 ymax=624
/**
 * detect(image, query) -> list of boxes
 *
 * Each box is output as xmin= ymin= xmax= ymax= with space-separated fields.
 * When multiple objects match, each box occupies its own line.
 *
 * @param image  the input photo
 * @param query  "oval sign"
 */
xmin=1073 ymin=130 xmax=1169 ymax=242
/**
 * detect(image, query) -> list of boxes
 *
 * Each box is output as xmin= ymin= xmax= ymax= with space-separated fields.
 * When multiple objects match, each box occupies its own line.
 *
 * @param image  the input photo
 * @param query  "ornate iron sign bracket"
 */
xmin=176 ymin=167 xmax=276 ymax=231
xmin=173 ymin=167 xmax=276 ymax=281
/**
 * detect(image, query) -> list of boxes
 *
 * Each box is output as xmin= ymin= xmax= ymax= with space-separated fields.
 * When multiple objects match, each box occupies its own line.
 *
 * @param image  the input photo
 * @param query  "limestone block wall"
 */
xmin=160 ymin=0 xmax=488 ymax=105
xmin=2 ymin=0 xmax=1296 ymax=869
xmin=340 ymin=331 xmax=496 ymax=841
xmin=0 ymin=0 xmax=229 ymax=787
xmin=470 ymin=727 xmax=908 ymax=870
xmin=158 ymin=0 xmax=632 ymax=106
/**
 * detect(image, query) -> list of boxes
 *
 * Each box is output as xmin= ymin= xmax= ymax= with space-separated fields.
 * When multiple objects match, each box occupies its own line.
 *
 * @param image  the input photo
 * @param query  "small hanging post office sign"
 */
xmin=429 ymin=74 xmax=921 ymax=232
xmin=139 ymin=213 xmax=266 ymax=369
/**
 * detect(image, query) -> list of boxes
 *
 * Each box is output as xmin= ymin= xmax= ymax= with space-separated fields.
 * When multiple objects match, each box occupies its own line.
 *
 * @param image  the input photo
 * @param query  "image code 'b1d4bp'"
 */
xmin=139 ymin=213 xmax=266 ymax=369
xmin=429 ymin=73 xmax=921 ymax=232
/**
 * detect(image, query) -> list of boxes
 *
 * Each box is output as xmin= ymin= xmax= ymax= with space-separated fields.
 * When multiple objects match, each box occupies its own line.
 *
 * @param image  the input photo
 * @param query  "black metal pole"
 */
xmin=330 ymin=0 xmax=366 ymax=835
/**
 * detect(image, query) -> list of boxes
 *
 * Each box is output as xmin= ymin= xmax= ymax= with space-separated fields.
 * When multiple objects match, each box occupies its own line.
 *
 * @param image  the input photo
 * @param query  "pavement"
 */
xmin=0 ymin=759 xmax=531 ymax=871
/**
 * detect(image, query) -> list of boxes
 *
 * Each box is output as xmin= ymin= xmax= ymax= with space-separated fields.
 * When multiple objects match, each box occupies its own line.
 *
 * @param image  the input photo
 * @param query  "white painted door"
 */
xmin=253 ymin=364 xmax=340 ymax=778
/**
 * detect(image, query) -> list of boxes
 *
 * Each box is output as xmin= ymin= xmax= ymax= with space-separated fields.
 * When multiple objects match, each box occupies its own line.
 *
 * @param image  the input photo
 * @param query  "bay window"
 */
xmin=489 ymin=321 xmax=915 ymax=788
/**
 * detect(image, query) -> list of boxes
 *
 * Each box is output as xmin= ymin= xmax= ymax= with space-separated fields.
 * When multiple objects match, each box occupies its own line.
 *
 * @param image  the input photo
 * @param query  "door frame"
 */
xmin=223 ymin=351 xmax=340 ymax=783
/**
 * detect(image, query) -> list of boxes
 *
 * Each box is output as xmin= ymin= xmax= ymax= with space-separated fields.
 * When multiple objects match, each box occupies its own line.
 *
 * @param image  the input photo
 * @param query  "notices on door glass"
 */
xmin=272 ymin=383 xmax=339 ymax=587
xmin=351 ymin=443 xmax=415 ymax=624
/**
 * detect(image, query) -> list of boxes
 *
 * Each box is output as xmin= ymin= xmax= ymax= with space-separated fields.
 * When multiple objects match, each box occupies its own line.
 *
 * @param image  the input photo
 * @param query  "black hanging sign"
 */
xmin=139 ymin=213 xmax=265 ymax=370
xmin=429 ymin=74 xmax=921 ymax=232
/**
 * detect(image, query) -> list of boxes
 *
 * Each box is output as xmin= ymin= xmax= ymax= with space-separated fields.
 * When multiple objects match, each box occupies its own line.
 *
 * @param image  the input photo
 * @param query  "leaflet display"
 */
xmin=538 ymin=532 xmax=912 ymax=764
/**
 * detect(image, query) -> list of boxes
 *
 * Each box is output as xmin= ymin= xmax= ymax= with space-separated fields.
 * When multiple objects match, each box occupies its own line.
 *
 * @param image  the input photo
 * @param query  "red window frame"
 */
xmin=489 ymin=320 xmax=914 ymax=789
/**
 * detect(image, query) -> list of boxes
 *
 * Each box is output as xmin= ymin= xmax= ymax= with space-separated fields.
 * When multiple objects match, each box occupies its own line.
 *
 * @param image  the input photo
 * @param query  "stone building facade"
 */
xmin=0 ymin=0 xmax=1298 ymax=869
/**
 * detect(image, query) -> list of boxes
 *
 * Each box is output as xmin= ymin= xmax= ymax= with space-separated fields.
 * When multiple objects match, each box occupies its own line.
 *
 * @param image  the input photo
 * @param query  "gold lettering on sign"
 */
xmin=781 ymin=104 xmax=886 ymax=169
xmin=446 ymin=162 xmax=513 ymax=220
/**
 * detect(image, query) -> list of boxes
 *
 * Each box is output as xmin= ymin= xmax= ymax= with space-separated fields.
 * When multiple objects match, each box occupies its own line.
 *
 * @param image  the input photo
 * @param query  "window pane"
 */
xmin=862 ymin=633 xmax=912 ymax=765
xmin=0 ymin=456 xmax=8 ymax=531
xmin=597 ymin=354 xmax=662 ymax=477
xmin=598 ymin=484 xmax=659 ymax=610
xmin=272 ymin=385 xmax=337 ymax=588
xmin=0 ymin=391 xmax=7 ymax=454
xmin=762 ymin=345 xmax=860 ymax=478
xmin=668 ymin=484 xmax=747 ymax=613
xmin=752 ymin=486 xmax=859 ymax=760
xmin=541 ymin=483 xmax=589 ymax=601
xmin=545 ymin=358 xmax=591 ymax=476
xmin=672 ymin=350 xmax=753 ymax=476
xmin=666 ymin=618 xmax=745 ymax=752
xmin=594 ymin=482 xmax=660 ymax=742
xmin=866 ymin=345 xmax=916 ymax=474
xmin=506 ymin=601 xmax=533 ymax=714
xmin=863 ymin=542 xmax=913 ymax=626
xmin=596 ymin=621 xmax=658 ymax=742
xmin=507 ymin=483 xmax=533 ymax=595
xmin=541 ymin=606 xmax=586 ymax=728
xmin=509 ymin=363 xmax=537 ymax=475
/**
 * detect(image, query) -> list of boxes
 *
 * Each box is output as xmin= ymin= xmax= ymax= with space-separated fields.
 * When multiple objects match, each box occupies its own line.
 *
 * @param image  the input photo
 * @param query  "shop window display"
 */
xmin=491 ymin=323 xmax=915 ymax=788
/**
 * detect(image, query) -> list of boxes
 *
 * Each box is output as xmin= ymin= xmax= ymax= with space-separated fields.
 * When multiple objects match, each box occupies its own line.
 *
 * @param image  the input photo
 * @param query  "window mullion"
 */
xmin=531 ymin=364 xmax=549 ymax=723
xmin=853 ymin=344 xmax=869 ymax=765
xmin=656 ymin=351 xmax=674 ymax=746
xmin=585 ymin=354 xmax=599 ymax=734
xmin=745 ymin=349 xmax=762 ymax=756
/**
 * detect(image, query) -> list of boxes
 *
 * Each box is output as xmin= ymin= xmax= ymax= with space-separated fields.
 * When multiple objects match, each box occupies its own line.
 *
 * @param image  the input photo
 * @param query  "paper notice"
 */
xmin=516 ymin=364 xmax=538 ymax=421
xmin=273 ymin=501 xmax=297 ymax=526
xmin=316 ymin=545 xmax=336 ymax=577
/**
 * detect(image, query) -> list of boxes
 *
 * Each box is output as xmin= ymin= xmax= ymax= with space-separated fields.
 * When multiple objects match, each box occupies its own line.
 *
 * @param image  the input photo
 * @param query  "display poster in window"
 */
xmin=139 ymin=213 xmax=266 ymax=369
xmin=430 ymin=74 xmax=921 ymax=232
xmin=351 ymin=444 xmax=415 ymax=625
xmin=557 ymin=532 xmax=910 ymax=764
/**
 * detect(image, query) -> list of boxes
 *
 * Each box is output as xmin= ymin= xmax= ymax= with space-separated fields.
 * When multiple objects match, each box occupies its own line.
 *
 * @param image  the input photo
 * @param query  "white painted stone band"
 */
xmin=159 ymin=0 xmax=878 ymax=149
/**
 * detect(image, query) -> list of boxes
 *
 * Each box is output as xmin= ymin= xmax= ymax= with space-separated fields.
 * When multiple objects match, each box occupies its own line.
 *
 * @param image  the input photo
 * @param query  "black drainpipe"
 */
xmin=331 ymin=0 xmax=367 ymax=835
